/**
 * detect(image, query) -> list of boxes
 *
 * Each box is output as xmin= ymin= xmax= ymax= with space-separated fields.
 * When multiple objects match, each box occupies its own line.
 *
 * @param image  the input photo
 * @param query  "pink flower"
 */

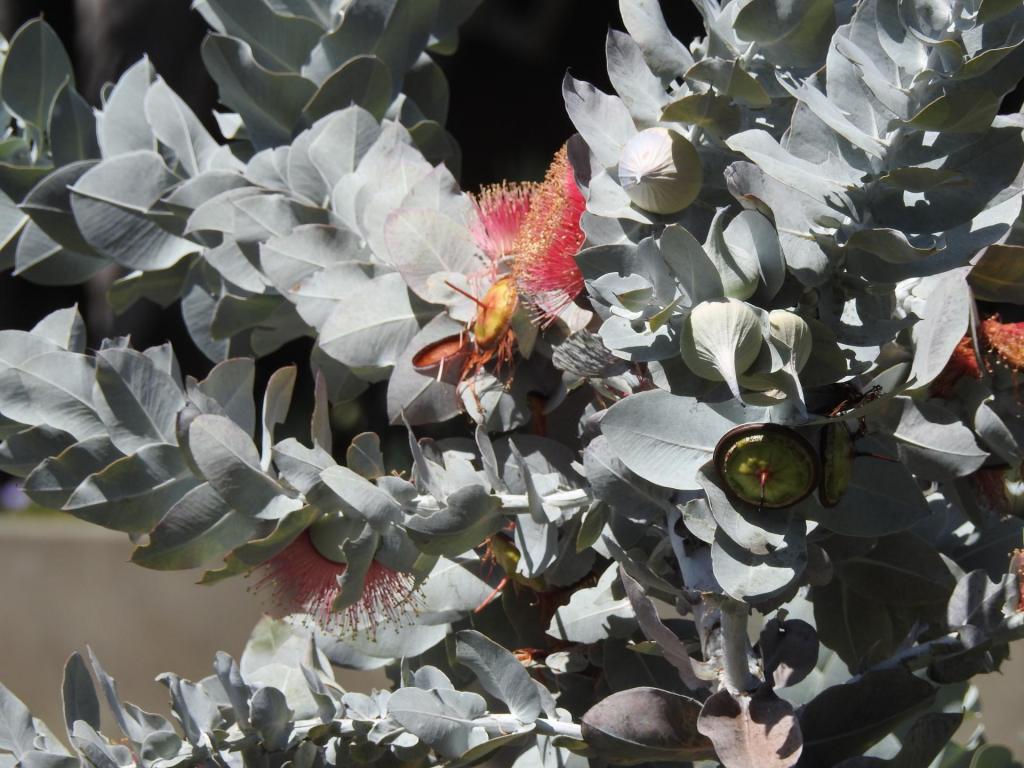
xmin=253 ymin=530 xmax=414 ymax=634
xmin=512 ymin=144 xmax=586 ymax=324
xmin=470 ymin=181 xmax=536 ymax=264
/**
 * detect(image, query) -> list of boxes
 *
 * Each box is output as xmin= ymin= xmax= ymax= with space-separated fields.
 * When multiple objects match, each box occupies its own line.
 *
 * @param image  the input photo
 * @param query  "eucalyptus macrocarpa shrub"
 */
xmin=1 ymin=0 xmax=1024 ymax=765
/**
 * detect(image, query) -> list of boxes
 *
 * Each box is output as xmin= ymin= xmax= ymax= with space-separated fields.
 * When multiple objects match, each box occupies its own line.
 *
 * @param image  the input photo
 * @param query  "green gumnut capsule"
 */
xmin=713 ymin=423 xmax=820 ymax=509
xmin=819 ymin=422 xmax=854 ymax=507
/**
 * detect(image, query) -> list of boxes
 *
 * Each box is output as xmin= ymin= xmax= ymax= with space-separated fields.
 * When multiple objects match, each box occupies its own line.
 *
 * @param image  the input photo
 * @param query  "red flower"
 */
xmin=512 ymin=144 xmax=586 ymax=324
xmin=981 ymin=315 xmax=1024 ymax=375
xmin=253 ymin=530 xmax=414 ymax=634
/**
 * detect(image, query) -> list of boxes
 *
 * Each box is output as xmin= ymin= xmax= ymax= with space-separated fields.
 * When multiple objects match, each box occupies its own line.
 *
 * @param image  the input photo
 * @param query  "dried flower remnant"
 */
xmin=253 ymin=528 xmax=414 ymax=634
xmin=930 ymin=336 xmax=981 ymax=398
xmin=512 ymin=144 xmax=586 ymax=323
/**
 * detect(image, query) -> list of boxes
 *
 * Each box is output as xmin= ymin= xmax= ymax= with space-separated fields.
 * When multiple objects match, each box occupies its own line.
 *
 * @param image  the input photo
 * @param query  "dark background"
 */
xmin=0 ymin=0 xmax=701 ymax=344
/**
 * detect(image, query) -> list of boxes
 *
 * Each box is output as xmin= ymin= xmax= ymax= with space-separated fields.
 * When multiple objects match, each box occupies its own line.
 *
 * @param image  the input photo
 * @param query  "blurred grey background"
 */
xmin=0 ymin=0 xmax=1021 ymax=755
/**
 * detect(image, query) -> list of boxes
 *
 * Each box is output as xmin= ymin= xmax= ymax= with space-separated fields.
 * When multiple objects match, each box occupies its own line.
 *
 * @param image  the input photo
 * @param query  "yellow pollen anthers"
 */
xmin=474 ymin=277 xmax=519 ymax=350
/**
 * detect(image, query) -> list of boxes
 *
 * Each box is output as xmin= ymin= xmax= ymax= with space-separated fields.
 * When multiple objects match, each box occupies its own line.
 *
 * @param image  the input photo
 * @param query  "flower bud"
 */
xmin=681 ymin=298 xmax=763 ymax=398
xmin=768 ymin=310 xmax=813 ymax=373
xmin=617 ymin=128 xmax=702 ymax=215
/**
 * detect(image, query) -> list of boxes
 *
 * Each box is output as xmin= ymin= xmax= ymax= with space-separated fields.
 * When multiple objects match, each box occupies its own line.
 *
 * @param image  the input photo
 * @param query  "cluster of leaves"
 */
xmin=2 ymin=0 xmax=1024 ymax=765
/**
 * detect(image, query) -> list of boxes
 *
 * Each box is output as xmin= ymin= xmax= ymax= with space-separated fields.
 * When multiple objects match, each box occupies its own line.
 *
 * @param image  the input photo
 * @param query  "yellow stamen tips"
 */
xmin=474 ymin=277 xmax=519 ymax=350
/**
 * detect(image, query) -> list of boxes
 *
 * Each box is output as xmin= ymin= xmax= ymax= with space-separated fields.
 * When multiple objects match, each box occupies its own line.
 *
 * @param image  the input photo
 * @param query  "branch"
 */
xmin=854 ymin=612 xmax=1024 ymax=682
xmin=718 ymin=597 xmax=757 ymax=693
xmin=213 ymin=713 xmax=583 ymax=760
xmin=412 ymin=488 xmax=591 ymax=513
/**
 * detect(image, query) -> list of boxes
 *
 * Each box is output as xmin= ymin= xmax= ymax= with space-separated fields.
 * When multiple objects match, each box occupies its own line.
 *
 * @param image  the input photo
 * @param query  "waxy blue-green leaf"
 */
xmin=0 ymin=682 xmax=37 ymax=758
xmin=404 ymin=484 xmax=502 ymax=556
xmin=894 ymin=398 xmax=987 ymax=479
xmin=94 ymin=348 xmax=186 ymax=454
xmin=386 ymin=314 xmax=463 ymax=426
xmin=563 ymin=73 xmax=637 ymax=170
xmin=249 ymin=687 xmax=293 ymax=751
xmin=303 ymin=55 xmax=393 ymax=122
xmin=95 ymin=58 xmax=156 ymax=156
xmin=61 ymin=652 xmax=100 ymax=740
xmin=384 ymin=207 xmax=481 ymax=305
xmin=308 ymin=106 xmax=382 ymax=187
xmin=0 ymin=19 xmax=73 ymax=129
xmin=798 ymin=669 xmax=936 ymax=767
xmin=659 ymin=224 xmax=723 ymax=304
xmin=388 ymin=686 xmax=487 ymax=758
xmin=260 ymin=365 xmax=296 ymax=472
xmin=0 ymin=424 xmax=75 ymax=477
xmin=908 ymin=269 xmax=972 ymax=389
xmin=455 ymin=630 xmax=542 ymax=723
xmin=699 ymin=463 xmax=797 ymax=555
xmin=969 ymin=244 xmax=1024 ymax=303
xmin=196 ymin=358 xmax=257 ymax=437
xmin=687 ymin=58 xmax=771 ymax=108
xmin=70 ymin=152 xmax=199 ymax=271
xmin=618 ymin=0 xmax=694 ymax=83
xmin=132 ymin=483 xmax=264 ymax=570
xmin=808 ymin=447 xmax=930 ymax=537
xmin=23 ymin=436 xmax=123 ymax=508
xmin=48 ymin=79 xmax=100 ymax=167
xmin=712 ymin=522 xmax=807 ymax=605
xmin=602 ymin=390 xmax=762 ymax=490
xmin=31 ymin=306 xmax=86 ymax=354
xmin=201 ymin=34 xmax=317 ymax=149
xmin=605 ymin=29 xmax=670 ymax=126
xmin=63 ymin=443 xmax=198 ymax=532
xmin=143 ymin=79 xmax=223 ymax=178
xmin=319 ymin=272 xmax=435 ymax=370
xmin=194 ymin=0 xmax=323 ymax=73
xmin=836 ymin=532 xmax=956 ymax=607
xmin=547 ymin=563 xmax=636 ymax=643
xmin=0 ymin=351 xmax=106 ymax=441
xmin=12 ymin=221 xmax=107 ymax=286
xmin=188 ymin=413 xmax=302 ymax=520
xmin=321 ymin=465 xmax=403 ymax=530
